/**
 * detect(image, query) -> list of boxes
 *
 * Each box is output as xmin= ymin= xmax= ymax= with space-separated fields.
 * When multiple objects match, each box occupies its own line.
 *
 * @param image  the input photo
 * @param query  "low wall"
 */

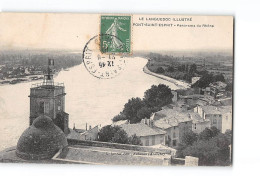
xmin=172 ymin=158 xmax=185 ymax=165
xmin=67 ymin=138 xmax=173 ymax=155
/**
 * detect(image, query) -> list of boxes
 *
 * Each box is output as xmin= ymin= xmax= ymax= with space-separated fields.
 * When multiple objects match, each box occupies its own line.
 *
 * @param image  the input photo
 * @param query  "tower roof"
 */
xmin=16 ymin=115 xmax=68 ymax=160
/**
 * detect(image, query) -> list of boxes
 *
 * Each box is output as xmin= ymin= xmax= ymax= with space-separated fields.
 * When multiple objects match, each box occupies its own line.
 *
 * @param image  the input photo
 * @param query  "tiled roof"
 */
xmin=188 ymin=112 xmax=210 ymax=123
xmin=152 ymin=109 xmax=192 ymax=129
xmin=200 ymin=105 xmax=232 ymax=114
xmin=120 ymin=123 xmax=166 ymax=137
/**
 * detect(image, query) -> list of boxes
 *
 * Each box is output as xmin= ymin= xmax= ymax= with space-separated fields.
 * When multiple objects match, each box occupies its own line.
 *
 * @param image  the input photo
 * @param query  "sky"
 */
xmin=0 ymin=13 xmax=233 ymax=52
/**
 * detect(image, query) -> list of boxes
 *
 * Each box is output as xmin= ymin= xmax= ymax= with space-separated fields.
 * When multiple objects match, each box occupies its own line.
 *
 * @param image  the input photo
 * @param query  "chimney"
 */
xmin=86 ymin=123 xmax=88 ymax=131
xmin=73 ymin=123 xmax=75 ymax=130
xmin=89 ymin=125 xmax=92 ymax=130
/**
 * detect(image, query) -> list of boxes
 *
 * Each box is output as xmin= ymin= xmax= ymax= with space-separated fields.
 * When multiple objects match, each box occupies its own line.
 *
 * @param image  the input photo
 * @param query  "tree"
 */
xmin=144 ymin=84 xmax=173 ymax=108
xmin=198 ymin=127 xmax=214 ymax=141
xmin=178 ymin=64 xmax=185 ymax=72
xmin=192 ymin=73 xmax=214 ymax=88
xmin=156 ymin=67 xmax=165 ymax=73
xmin=112 ymin=113 xmax=127 ymax=122
xmin=182 ymin=139 xmax=219 ymax=166
xmin=181 ymin=131 xmax=198 ymax=146
xmin=122 ymin=98 xmax=145 ymax=123
xmin=198 ymin=126 xmax=220 ymax=141
xmin=213 ymin=74 xmax=225 ymax=82
xmin=98 ymin=125 xmax=142 ymax=145
xmin=189 ymin=64 xmax=197 ymax=74
xmin=128 ymin=134 xmax=142 ymax=145
xmin=98 ymin=125 xmax=121 ymax=142
xmin=136 ymin=106 xmax=153 ymax=121
xmin=167 ymin=66 xmax=175 ymax=72
xmin=178 ymin=127 xmax=232 ymax=166
xmin=110 ymin=128 xmax=130 ymax=144
xmin=210 ymin=126 xmax=220 ymax=137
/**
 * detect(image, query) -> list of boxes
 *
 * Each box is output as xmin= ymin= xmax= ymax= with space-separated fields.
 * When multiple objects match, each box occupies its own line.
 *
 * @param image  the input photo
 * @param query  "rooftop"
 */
xmin=200 ymin=105 xmax=232 ymax=114
xmin=120 ymin=123 xmax=166 ymax=137
xmin=152 ymin=109 xmax=192 ymax=129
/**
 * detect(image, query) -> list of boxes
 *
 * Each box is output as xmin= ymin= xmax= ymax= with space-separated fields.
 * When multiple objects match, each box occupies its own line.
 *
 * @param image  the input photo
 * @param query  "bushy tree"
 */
xmin=122 ymin=97 xmax=145 ymax=123
xmin=112 ymin=84 xmax=173 ymax=124
xmin=177 ymin=127 xmax=231 ymax=166
xmin=128 ymin=134 xmax=142 ymax=145
xmin=98 ymin=125 xmax=142 ymax=145
xmin=192 ymin=73 xmax=226 ymax=88
xmin=182 ymin=139 xmax=219 ymax=166
xmin=181 ymin=131 xmax=198 ymax=146
xmin=110 ymin=128 xmax=129 ymax=144
xmin=136 ymin=106 xmax=153 ymax=121
xmin=199 ymin=127 xmax=220 ymax=141
xmin=112 ymin=113 xmax=127 ymax=122
xmin=98 ymin=125 xmax=121 ymax=142
xmin=144 ymin=84 xmax=173 ymax=108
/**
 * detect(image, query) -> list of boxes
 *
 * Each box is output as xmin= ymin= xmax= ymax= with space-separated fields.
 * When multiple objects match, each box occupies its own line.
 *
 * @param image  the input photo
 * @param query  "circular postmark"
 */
xmin=82 ymin=34 xmax=126 ymax=79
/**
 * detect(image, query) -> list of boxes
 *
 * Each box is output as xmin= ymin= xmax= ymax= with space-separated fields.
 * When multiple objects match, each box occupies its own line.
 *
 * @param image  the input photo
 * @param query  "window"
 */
xmin=173 ymin=132 xmax=176 ymax=138
xmin=213 ymin=119 xmax=217 ymax=124
xmin=58 ymin=100 xmax=61 ymax=111
xmin=152 ymin=136 xmax=155 ymax=145
xmin=194 ymin=123 xmax=197 ymax=130
xmin=44 ymin=102 xmax=50 ymax=114
xmin=145 ymin=138 xmax=149 ymax=146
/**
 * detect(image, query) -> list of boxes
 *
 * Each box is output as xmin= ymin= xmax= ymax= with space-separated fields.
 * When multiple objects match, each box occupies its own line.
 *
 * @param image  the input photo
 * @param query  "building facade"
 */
xmin=194 ymin=105 xmax=232 ymax=133
xmin=120 ymin=123 xmax=166 ymax=146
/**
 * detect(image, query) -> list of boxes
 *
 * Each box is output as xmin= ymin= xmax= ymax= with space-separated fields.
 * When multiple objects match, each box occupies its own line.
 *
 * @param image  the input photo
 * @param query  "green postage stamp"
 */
xmin=100 ymin=15 xmax=131 ymax=54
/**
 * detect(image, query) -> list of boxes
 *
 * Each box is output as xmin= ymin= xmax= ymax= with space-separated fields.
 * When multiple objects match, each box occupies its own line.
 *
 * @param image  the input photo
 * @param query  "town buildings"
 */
xmin=203 ymin=81 xmax=227 ymax=99
xmin=150 ymin=109 xmax=192 ymax=147
xmin=120 ymin=123 xmax=166 ymax=146
xmin=194 ymin=105 xmax=232 ymax=133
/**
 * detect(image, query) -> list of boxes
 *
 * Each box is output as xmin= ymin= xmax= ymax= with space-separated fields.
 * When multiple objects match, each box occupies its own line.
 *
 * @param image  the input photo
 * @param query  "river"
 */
xmin=0 ymin=57 xmax=179 ymax=151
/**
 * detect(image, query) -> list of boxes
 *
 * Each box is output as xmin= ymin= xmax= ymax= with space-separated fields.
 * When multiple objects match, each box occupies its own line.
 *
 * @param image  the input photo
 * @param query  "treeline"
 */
xmin=0 ymin=51 xmax=82 ymax=71
xmin=112 ymin=84 xmax=173 ymax=123
xmin=147 ymin=53 xmax=232 ymax=90
xmin=177 ymin=127 xmax=232 ymax=166
xmin=147 ymin=53 xmax=198 ymax=83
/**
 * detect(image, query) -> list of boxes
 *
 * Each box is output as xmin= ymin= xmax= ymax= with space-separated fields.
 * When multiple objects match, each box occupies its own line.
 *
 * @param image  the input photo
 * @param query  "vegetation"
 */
xmin=98 ymin=125 xmax=142 ymax=145
xmin=0 ymin=50 xmax=82 ymax=78
xmin=191 ymin=73 xmax=225 ymax=88
xmin=147 ymin=53 xmax=198 ymax=83
xmin=146 ymin=52 xmax=232 ymax=89
xmin=176 ymin=127 xmax=232 ymax=166
xmin=112 ymin=84 xmax=173 ymax=123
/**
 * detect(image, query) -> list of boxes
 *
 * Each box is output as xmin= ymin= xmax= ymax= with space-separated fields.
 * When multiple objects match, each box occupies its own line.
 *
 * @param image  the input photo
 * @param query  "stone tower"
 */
xmin=29 ymin=59 xmax=69 ymax=134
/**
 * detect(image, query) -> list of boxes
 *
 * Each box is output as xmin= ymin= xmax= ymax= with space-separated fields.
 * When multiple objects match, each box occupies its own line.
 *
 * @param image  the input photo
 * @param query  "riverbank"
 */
xmin=143 ymin=65 xmax=190 ymax=89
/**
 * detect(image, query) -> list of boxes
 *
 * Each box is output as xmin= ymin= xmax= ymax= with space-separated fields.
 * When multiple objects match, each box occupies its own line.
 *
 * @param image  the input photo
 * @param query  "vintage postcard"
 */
xmin=0 ymin=13 xmax=233 ymax=166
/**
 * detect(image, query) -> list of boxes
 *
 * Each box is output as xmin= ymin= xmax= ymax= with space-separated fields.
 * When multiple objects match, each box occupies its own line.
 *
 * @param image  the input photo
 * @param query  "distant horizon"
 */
xmin=0 ymin=47 xmax=233 ymax=55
